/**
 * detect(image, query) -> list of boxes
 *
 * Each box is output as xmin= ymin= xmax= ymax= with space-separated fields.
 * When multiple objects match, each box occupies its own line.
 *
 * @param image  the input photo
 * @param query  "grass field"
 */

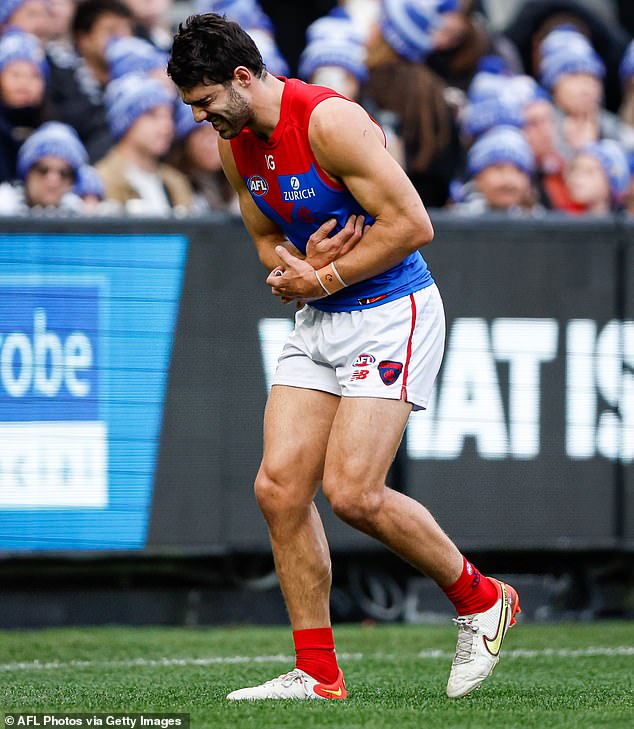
xmin=1 ymin=621 xmax=633 ymax=729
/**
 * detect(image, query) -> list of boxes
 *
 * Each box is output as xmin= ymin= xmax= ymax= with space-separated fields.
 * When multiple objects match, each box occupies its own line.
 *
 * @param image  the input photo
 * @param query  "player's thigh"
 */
xmin=261 ymin=384 xmax=340 ymax=489
xmin=322 ymin=396 xmax=411 ymax=500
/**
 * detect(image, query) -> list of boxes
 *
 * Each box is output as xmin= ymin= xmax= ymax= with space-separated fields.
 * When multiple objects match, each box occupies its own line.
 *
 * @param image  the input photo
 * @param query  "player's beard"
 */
xmin=213 ymin=85 xmax=253 ymax=139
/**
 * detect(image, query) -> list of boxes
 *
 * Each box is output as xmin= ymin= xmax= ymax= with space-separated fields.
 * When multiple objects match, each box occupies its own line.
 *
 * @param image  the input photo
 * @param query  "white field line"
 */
xmin=0 ymin=646 xmax=633 ymax=673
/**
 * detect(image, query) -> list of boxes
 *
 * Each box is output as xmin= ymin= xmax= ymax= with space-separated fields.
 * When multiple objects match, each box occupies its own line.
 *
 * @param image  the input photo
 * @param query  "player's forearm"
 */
xmin=326 ymin=214 xmax=433 ymax=287
xmin=254 ymin=235 xmax=304 ymax=271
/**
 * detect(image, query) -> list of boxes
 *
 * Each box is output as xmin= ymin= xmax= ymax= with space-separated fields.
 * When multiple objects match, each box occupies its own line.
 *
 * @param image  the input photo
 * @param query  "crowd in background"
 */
xmin=1 ymin=0 xmax=634 ymax=218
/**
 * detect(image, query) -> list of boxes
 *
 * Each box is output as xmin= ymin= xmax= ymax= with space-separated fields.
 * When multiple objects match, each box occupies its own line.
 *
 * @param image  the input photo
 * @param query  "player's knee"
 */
xmin=325 ymin=480 xmax=384 ymax=529
xmin=254 ymin=468 xmax=310 ymax=518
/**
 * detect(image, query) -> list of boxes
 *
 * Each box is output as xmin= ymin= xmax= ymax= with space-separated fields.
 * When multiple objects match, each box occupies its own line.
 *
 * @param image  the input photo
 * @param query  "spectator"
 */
xmin=504 ymin=0 xmax=630 ymax=114
xmin=105 ymin=34 xmax=171 ymax=89
xmin=619 ymin=40 xmax=634 ymax=128
xmin=564 ymin=139 xmax=631 ymax=216
xmin=0 ymin=30 xmax=49 ymax=183
xmin=169 ymin=101 xmax=238 ymax=214
xmin=460 ymin=63 xmax=572 ymax=210
xmin=461 ymin=95 xmax=525 ymax=143
xmin=123 ymin=0 xmax=173 ymax=51
xmin=48 ymin=0 xmax=76 ymax=44
xmin=517 ymin=78 xmax=571 ymax=210
xmin=364 ymin=0 xmax=463 ymax=208
xmin=425 ymin=0 xmax=522 ymax=92
xmin=0 ymin=0 xmax=50 ymax=41
xmin=74 ymin=163 xmax=107 ymax=210
xmin=539 ymin=27 xmax=634 ymax=155
xmin=46 ymin=0 xmax=135 ymax=163
xmin=298 ymin=8 xmax=368 ymax=100
xmin=450 ymin=125 xmax=540 ymax=216
xmin=0 ymin=121 xmax=87 ymax=213
xmin=96 ymin=73 xmax=193 ymax=214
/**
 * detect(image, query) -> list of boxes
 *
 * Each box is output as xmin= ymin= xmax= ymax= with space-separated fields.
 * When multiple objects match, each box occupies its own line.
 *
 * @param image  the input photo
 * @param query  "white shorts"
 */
xmin=272 ymin=284 xmax=445 ymax=411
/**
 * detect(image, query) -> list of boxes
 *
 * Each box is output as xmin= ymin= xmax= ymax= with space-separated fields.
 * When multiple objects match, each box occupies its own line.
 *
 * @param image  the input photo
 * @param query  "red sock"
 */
xmin=293 ymin=627 xmax=339 ymax=684
xmin=442 ymin=557 xmax=499 ymax=616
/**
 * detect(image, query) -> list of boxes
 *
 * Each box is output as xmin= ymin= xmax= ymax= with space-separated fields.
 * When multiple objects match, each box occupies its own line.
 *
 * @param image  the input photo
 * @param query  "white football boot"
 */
xmin=446 ymin=579 xmax=521 ymax=698
xmin=227 ymin=667 xmax=347 ymax=701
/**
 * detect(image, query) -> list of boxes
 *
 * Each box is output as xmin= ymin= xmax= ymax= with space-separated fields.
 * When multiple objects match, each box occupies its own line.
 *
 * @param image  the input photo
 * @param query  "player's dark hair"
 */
xmin=168 ymin=13 xmax=265 ymax=90
xmin=72 ymin=0 xmax=134 ymax=37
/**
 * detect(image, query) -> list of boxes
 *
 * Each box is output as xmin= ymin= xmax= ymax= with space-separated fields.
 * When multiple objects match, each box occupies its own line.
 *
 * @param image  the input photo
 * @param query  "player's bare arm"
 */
xmin=268 ymin=97 xmax=434 ymax=301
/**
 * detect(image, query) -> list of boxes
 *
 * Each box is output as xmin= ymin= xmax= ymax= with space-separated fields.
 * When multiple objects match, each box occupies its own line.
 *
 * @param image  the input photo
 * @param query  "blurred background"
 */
xmin=0 ymin=0 xmax=633 ymax=630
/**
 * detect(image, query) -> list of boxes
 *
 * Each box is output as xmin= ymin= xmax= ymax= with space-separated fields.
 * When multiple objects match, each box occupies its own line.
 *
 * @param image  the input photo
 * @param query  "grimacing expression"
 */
xmin=182 ymin=81 xmax=254 ymax=140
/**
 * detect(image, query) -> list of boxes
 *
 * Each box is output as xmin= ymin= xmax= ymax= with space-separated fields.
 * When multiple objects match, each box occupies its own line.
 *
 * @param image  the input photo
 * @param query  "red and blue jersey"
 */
xmin=230 ymin=78 xmax=433 ymax=312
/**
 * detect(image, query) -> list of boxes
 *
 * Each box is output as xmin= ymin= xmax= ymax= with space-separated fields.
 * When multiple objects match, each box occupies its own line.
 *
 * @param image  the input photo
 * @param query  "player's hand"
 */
xmin=305 ymin=214 xmax=366 ymax=270
xmin=266 ymin=247 xmax=323 ymax=302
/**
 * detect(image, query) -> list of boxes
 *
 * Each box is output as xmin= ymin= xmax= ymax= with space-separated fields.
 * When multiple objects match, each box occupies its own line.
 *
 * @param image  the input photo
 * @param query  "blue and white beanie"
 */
xmin=539 ymin=29 xmax=605 ymax=89
xmin=17 ymin=122 xmax=88 ymax=179
xmin=467 ymin=125 xmax=535 ymax=178
xmin=505 ymin=75 xmax=550 ymax=108
xmin=578 ymin=140 xmax=631 ymax=200
xmin=467 ymin=63 xmax=512 ymax=103
xmin=0 ymin=29 xmax=48 ymax=78
xmin=462 ymin=97 xmax=525 ymax=139
xmin=0 ymin=0 xmax=30 ymax=25
xmin=299 ymin=10 xmax=367 ymax=82
xmin=74 ymin=165 xmax=105 ymax=199
xmin=195 ymin=0 xmax=274 ymax=34
xmin=106 ymin=36 xmax=167 ymax=81
xmin=619 ymin=39 xmax=634 ymax=85
xmin=539 ymin=25 xmax=588 ymax=57
xmin=104 ymin=73 xmax=175 ymax=140
xmin=380 ymin=0 xmax=459 ymax=63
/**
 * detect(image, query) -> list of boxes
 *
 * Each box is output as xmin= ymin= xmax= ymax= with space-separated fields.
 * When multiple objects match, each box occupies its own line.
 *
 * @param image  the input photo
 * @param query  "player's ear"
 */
xmin=233 ymin=66 xmax=251 ymax=88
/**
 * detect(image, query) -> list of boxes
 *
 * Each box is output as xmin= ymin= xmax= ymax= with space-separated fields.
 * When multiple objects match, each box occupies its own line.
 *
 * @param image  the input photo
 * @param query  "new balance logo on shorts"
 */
xmin=350 ymin=369 xmax=369 ymax=381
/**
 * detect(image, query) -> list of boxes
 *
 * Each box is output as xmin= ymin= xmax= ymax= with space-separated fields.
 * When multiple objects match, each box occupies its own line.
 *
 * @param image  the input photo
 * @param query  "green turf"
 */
xmin=1 ymin=622 xmax=633 ymax=729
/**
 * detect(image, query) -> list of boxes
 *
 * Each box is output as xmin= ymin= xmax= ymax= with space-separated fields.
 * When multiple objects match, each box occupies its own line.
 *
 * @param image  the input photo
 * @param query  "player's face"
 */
xmin=181 ymin=81 xmax=253 ymax=140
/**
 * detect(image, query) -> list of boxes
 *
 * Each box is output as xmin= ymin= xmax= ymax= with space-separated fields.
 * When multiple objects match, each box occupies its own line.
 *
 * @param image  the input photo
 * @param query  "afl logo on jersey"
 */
xmin=248 ymin=175 xmax=269 ymax=196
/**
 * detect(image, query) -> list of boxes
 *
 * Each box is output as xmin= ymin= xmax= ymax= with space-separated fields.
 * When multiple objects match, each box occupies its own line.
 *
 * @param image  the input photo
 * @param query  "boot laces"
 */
xmin=451 ymin=616 xmax=479 ymax=665
xmin=265 ymin=669 xmax=309 ymax=693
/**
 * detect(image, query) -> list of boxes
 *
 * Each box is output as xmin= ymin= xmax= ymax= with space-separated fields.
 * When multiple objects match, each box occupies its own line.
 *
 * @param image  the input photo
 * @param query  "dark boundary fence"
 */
xmin=0 ymin=213 xmax=632 ymax=558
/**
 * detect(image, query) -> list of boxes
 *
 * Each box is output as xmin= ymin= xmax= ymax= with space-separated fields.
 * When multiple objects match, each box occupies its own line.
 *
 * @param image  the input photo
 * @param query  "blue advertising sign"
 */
xmin=0 ymin=234 xmax=187 ymax=550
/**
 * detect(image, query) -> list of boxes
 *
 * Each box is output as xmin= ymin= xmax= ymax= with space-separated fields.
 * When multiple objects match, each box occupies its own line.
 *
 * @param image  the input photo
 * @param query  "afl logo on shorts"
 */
xmin=248 ymin=175 xmax=269 ymax=196
xmin=353 ymin=353 xmax=376 ymax=367
xmin=378 ymin=360 xmax=403 ymax=385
